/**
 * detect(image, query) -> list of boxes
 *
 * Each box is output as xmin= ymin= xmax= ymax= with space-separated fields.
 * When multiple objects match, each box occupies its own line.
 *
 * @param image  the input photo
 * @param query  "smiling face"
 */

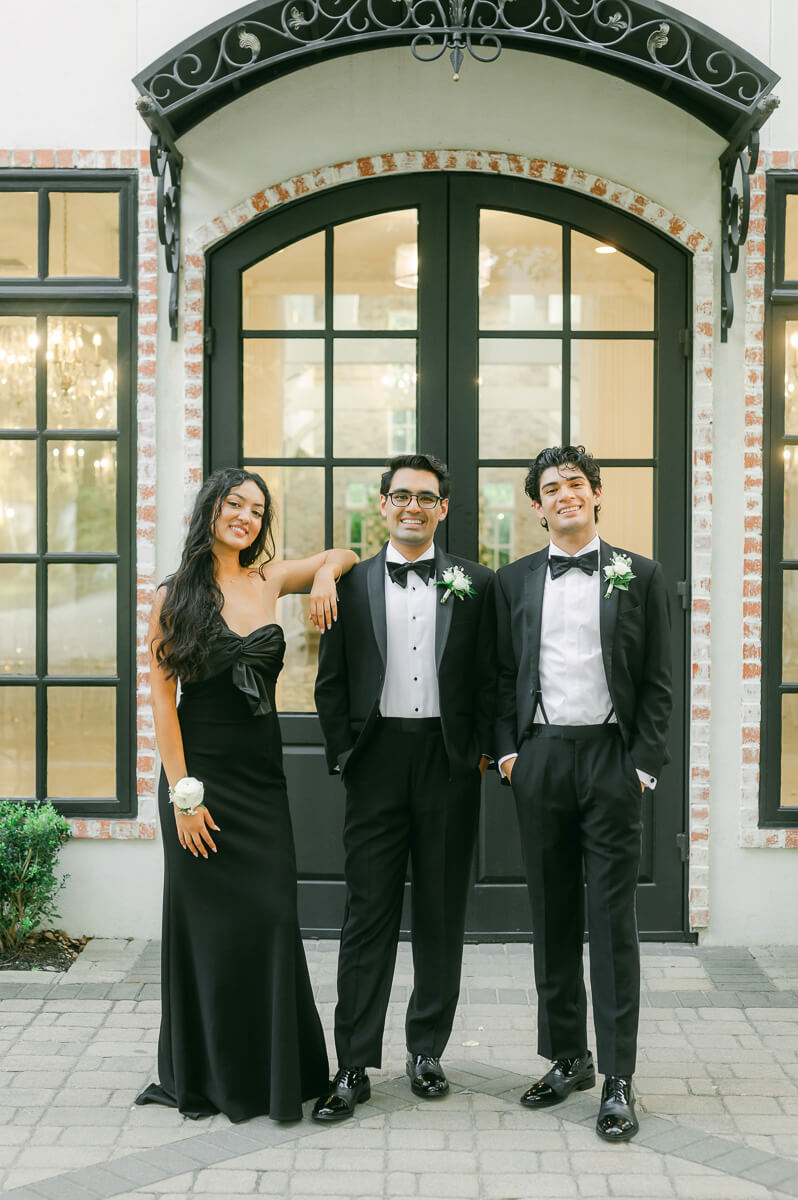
xmin=534 ymin=464 xmax=601 ymax=551
xmin=379 ymin=467 xmax=448 ymax=559
xmin=213 ymin=478 xmax=266 ymax=555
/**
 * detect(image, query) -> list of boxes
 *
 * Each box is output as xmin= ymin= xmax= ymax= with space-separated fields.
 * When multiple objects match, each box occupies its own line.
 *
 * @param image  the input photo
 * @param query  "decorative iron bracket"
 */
xmin=136 ymin=97 xmax=183 ymax=342
xmin=718 ymin=95 xmax=779 ymax=343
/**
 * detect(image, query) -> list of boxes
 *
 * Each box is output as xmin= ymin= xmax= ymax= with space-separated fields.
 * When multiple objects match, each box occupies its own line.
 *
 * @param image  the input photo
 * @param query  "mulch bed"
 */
xmin=0 ymin=930 xmax=90 ymax=972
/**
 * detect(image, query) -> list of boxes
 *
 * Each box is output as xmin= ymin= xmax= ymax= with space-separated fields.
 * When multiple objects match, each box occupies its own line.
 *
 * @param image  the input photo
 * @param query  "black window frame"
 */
xmin=0 ymin=169 xmax=137 ymax=817
xmin=761 ymin=170 xmax=798 ymax=826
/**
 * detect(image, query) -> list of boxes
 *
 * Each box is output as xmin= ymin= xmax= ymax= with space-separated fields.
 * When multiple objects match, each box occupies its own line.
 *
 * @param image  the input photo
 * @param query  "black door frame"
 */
xmin=205 ymin=171 xmax=693 ymax=939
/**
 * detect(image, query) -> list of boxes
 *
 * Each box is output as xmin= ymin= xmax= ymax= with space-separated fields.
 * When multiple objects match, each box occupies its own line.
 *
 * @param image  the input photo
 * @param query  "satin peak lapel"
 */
xmin=524 ymin=551 xmax=547 ymax=692
xmin=599 ymin=539 xmax=619 ymax=689
xmin=434 ymin=549 xmax=454 ymax=671
xmin=366 ymin=546 xmax=388 ymax=669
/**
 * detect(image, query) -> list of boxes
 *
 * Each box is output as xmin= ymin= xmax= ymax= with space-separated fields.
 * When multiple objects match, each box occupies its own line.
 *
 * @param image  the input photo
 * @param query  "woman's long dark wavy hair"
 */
xmin=155 ymin=468 xmax=275 ymax=681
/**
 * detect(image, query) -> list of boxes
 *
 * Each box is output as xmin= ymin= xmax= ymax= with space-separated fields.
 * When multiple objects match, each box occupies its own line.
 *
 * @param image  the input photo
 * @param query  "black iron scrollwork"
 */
xmin=142 ymin=113 xmax=184 ymax=342
xmin=719 ymin=95 xmax=779 ymax=342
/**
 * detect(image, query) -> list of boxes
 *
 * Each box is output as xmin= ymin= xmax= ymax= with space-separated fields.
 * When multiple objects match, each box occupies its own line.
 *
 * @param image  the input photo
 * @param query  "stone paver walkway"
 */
xmin=1 ymin=940 xmax=797 ymax=1198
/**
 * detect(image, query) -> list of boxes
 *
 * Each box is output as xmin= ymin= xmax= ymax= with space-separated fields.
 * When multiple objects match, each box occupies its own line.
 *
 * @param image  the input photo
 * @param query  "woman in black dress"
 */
xmin=136 ymin=467 xmax=357 ymax=1122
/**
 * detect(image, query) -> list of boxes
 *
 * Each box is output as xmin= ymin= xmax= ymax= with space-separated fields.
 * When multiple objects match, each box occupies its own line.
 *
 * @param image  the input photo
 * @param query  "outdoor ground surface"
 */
xmin=0 ymin=940 xmax=797 ymax=1198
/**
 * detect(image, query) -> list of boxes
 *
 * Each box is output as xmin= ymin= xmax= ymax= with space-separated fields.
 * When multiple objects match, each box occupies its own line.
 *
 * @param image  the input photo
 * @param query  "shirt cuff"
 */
xmin=636 ymin=769 xmax=657 ymax=791
xmin=498 ymin=753 xmax=517 ymax=779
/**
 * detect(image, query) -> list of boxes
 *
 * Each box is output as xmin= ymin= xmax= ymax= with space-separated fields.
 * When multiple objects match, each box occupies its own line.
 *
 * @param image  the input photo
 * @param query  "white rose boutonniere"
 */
xmin=603 ymin=552 xmax=636 ymax=599
xmin=169 ymin=776 xmax=205 ymax=815
xmin=435 ymin=565 xmax=476 ymax=604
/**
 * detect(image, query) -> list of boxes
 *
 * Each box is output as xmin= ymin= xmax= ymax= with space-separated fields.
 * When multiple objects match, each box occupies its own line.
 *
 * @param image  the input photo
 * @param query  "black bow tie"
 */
xmin=387 ymin=559 xmax=435 ymax=588
xmin=549 ymin=550 xmax=599 ymax=580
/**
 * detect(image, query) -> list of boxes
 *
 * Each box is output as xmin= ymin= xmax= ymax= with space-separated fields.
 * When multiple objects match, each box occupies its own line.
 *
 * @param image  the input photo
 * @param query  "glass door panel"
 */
xmin=242 ymin=231 xmax=325 ymax=330
xmin=478 ymin=339 xmax=561 ymax=457
xmin=243 ymin=339 xmax=324 ymax=458
xmin=571 ymin=340 xmax=654 ymax=459
xmin=479 ymin=210 xmax=562 ymax=331
xmin=333 ymin=210 xmax=418 ymax=331
xmin=571 ymin=232 xmax=654 ymax=330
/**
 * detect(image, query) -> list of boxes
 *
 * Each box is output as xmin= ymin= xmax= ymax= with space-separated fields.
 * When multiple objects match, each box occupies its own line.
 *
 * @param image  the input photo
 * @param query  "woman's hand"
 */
xmin=309 ymin=564 xmax=340 ymax=632
xmin=174 ymin=806 xmax=220 ymax=858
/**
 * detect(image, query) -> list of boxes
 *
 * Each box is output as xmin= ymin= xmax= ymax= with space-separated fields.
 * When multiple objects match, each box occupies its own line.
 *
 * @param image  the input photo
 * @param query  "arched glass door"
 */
xmin=207 ymin=173 xmax=690 ymax=938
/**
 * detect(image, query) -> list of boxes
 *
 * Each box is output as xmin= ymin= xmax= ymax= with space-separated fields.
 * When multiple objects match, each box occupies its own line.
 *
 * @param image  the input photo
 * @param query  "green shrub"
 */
xmin=0 ymin=800 xmax=72 ymax=952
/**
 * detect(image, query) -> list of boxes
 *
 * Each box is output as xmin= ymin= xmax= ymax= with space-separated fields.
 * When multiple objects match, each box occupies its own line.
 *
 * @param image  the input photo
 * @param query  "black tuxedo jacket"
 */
xmin=315 ymin=544 xmax=496 ymax=780
xmin=495 ymin=539 xmax=672 ymax=779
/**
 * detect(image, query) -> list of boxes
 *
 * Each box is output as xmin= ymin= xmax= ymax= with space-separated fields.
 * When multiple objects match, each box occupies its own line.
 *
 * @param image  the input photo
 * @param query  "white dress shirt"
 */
xmin=500 ymin=534 xmax=655 ymax=789
xmin=380 ymin=544 xmax=440 ymax=718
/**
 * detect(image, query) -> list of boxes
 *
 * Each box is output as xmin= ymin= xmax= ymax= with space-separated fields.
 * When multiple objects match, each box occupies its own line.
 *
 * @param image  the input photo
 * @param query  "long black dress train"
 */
xmin=136 ymin=622 xmax=329 ymax=1122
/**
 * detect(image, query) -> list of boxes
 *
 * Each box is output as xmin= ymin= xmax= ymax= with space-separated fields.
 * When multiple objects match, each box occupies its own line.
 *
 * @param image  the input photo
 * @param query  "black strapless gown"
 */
xmin=135 ymin=623 xmax=329 ymax=1122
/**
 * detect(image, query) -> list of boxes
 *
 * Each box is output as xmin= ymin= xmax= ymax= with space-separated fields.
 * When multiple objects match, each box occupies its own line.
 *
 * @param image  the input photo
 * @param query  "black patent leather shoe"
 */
xmin=520 ymin=1053 xmax=596 ymax=1108
xmin=311 ymin=1067 xmax=371 ymax=1123
xmin=406 ymin=1053 xmax=450 ymax=1099
xmin=596 ymin=1075 xmax=638 ymax=1141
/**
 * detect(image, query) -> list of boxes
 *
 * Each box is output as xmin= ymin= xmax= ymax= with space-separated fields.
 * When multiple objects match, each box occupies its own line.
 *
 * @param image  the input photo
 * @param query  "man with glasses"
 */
xmin=312 ymin=452 xmax=495 ymax=1122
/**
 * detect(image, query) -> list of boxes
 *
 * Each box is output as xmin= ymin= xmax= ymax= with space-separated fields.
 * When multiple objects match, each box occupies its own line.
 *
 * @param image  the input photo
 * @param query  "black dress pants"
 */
xmin=511 ymin=725 xmax=643 ymax=1077
xmin=334 ymin=719 xmax=480 ymax=1069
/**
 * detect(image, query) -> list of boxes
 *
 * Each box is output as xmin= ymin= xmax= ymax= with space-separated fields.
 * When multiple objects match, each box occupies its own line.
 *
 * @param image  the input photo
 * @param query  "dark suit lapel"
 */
xmin=524 ymin=550 xmax=548 ymax=692
xmin=366 ymin=545 xmax=389 ymax=669
xmin=599 ymin=538 xmax=618 ymax=689
xmin=433 ymin=548 xmax=454 ymax=671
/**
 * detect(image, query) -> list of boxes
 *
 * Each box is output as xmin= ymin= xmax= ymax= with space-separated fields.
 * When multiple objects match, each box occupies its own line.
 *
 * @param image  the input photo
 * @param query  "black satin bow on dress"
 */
xmin=548 ymin=550 xmax=599 ymax=580
xmin=198 ymin=623 xmax=286 ymax=716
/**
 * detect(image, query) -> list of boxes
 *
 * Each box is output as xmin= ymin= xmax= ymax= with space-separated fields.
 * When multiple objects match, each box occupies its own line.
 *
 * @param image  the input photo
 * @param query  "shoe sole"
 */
xmin=520 ymin=1073 xmax=596 ymax=1108
xmin=311 ymin=1082 xmax=371 ymax=1123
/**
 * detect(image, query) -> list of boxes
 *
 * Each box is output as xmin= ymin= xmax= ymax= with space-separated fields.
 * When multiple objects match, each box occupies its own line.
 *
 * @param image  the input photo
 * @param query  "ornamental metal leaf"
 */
xmin=239 ymin=29 xmax=262 ymax=54
xmin=606 ymin=12 xmax=627 ymax=32
xmin=288 ymin=6 xmax=312 ymax=31
xmin=647 ymin=22 xmax=669 ymax=54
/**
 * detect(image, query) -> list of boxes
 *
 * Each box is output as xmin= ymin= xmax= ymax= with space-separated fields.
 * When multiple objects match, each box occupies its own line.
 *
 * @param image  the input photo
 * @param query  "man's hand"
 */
xmin=478 ymin=755 xmax=490 ymax=777
xmin=503 ymin=755 xmax=518 ymax=783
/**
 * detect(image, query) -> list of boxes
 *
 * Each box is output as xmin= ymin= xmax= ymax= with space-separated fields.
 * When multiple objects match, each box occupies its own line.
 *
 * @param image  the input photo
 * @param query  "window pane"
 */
xmin=243 ymin=339 xmax=324 ymax=458
xmin=333 ymin=467 xmax=385 ymax=560
xmin=48 ymin=563 xmax=116 ymax=676
xmin=48 ymin=687 xmax=115 ymax=797
xmin=479 ymin=211 xmax=562 ymax=332
xmin=0 ymin=193 xmax=38 ymax=277
xmin=784 ymin=451 xmax=798 ymax=559
xmin=48 ymin=192 xmax=119 ymax=277
xmin=479 ymin=339 xmax=561 ymax=457
xmin=249 ymin=465 xmax=324 ymax=561
xmin=597 ymin=467 xmax=653 ymax=557
xmin=0 ymin=316 xmax=38 ymax=428
xmin=479 ymin=466 xmax=547 ymax=568
xmin=274 ymin=593 xmax=319 ymax=714
xmin=47 ymin=316 xmax=117 ymax=429
xmin=0 ymin=440 xmax=37 ymax=553
xmin=0 ymin=564 xmax=36 ymax=675
xmin=571 ymin=233 xmax=654 ymax=330
xmin=785 ymin=322 xmax=798 ymax=435
xmin=783 ymin=574 xmax=798 ymax=681
xmin=47 ymin=442 xmax=116 ymax=552
xmin=786 ymin=195 xmax=798 ymax=282
xmin=571 ymin=340 xmax=654 ymax=459
xmin=0 ymin=688 xmax=36 ymax=797
xmin=333 ymin=340 xmax=416 ymax=457
xmin=334 ymin=211 xmax=417 ymax=332
xmin=781 ymin=694 xmax=798 ymax=807
xmin=242 ymin=233 xmax=324 ymax=330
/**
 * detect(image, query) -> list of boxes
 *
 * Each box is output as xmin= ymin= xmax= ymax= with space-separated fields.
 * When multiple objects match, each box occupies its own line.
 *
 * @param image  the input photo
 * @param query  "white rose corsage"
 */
xmin=603 ymin=552 xmax=636 ymax=598
xmin=168 ymin=776 xmax=205 ymax=815
xmin=435 ymin=565 xmax=476 ymax=604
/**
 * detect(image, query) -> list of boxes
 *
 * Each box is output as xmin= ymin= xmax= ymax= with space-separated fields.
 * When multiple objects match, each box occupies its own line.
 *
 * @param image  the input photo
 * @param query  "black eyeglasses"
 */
xmin=386 ymin=491 xmax=444 ymax=510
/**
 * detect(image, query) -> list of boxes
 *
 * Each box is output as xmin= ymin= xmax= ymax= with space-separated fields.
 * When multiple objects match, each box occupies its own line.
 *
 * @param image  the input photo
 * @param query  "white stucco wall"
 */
xmin=3 ymin=1 xmax=798 ymax=941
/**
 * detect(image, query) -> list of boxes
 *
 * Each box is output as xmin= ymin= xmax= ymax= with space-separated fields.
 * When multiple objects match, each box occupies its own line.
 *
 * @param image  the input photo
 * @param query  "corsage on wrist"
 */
xmin=169 ymin=776 xmax=205 ymax=815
